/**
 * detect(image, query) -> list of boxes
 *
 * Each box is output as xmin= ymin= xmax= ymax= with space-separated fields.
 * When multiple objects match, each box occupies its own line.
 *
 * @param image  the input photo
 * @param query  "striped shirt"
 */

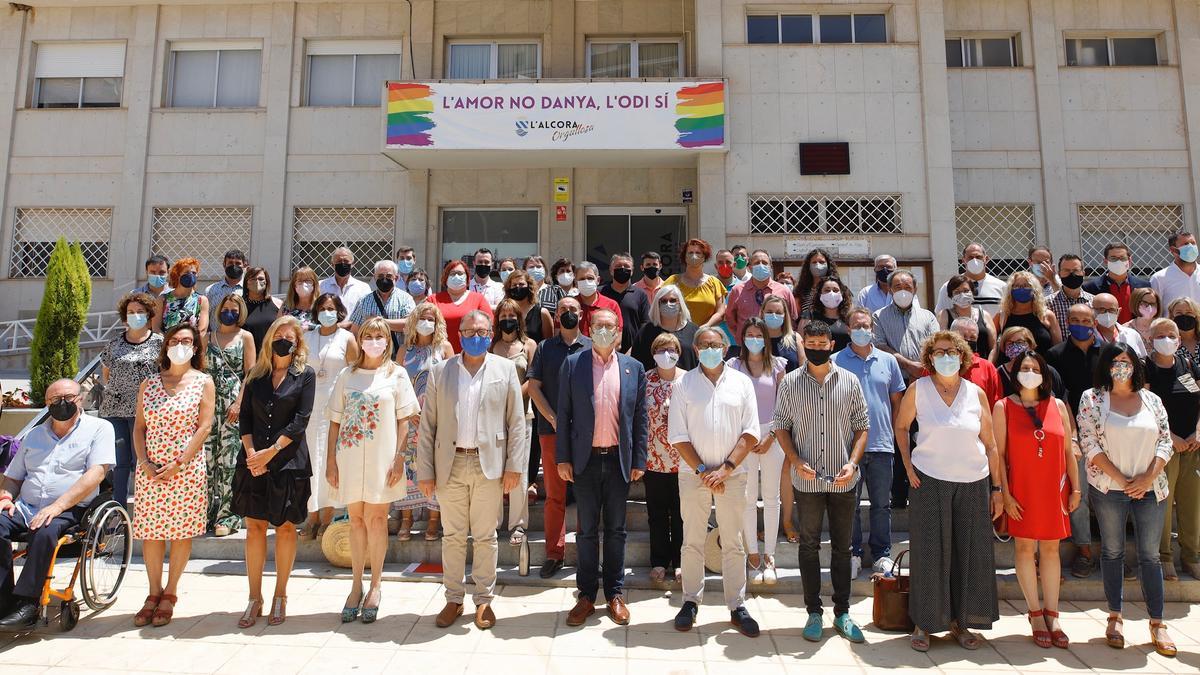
xmin=1046 ymin=288 xmax=1094 ymax=340
xmin=872 ymin=303 xmax=939 ymax=363
xmin=772 ymin=363 xmax=870 ymax=493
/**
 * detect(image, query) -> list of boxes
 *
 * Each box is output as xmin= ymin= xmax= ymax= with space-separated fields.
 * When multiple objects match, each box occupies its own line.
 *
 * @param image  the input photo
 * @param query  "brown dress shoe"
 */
xmin=566 ymin=597 xmax=596 ymax=626
xmin=474 ymin=604 xmax=496 ymax=630
xmin=607 ymin=596 xmax=630 ymax=625
xmin=435 ymin=602 xmax=463 ymax=628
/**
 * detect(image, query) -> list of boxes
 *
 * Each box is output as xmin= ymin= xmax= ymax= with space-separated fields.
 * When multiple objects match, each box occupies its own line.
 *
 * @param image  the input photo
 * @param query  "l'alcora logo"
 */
xmin=515 ymin=119 xmax=530 ymax=137
xmin=514 ymin=118 xmax=595 ymax=142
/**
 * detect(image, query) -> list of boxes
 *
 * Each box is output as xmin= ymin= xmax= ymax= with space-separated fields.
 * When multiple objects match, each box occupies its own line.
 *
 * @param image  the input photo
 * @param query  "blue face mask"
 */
xmin=397 ymin=259 xmax=415 ymax=275
xmin=126 ymin=312 xmax=148 ymax=330
xmin=407 ymin=279 xmax=426 ymax=296
xmin=1068 ymin=323 xmax=1093 ymax=342
xmin=148 ymin=274 xmax=167 ymax=288
xmin=499 ymin=269 xmax=512 ymax=283
xmin=743 ymin=336 xmax=766 ymax=354
xmin=179 ymin=272 xmax=197 ymax=288
xmin=527 ymin=266 xmax=546 ymax=282
xmin=1180 ymin=243 xmax=1199 ymax=263
xmin=763 ymin=312 xmax=785 ymax=330
xmin=698 ymin=346 xmax=725 ymax=369
xmin=751 ymin=263 xmax=771 ymax=282
xmin=850 ymin=328 xmax=873 ymax=347
xmin=461 ymin=334 xmax=491 ymax=357
xmin=1011 ymin=287 xmax=1035 ymax=303
xmin=933 ymin=354 xmax=960 ymax=377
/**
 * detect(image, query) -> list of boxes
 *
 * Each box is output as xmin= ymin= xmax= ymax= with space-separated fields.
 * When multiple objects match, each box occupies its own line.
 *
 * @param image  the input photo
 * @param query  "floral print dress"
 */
xmin=133 ymin=373 xmax=209 ymax=540
xmin=326 ymin=365 xmax=420 ymax=506
xmin=162 ymin=292 xmax=201 ymax=330
xmin=203 ymin=337 xmax=244 ymax=530
xmin=645 ymin=370 xmax=683 ymax=473
xmin=396 ymin=344 xmax=445 ymax=510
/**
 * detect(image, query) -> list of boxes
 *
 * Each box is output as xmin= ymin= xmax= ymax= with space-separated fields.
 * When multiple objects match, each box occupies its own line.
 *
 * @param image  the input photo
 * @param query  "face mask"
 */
xmin=416 ymin=319 xmax=436 ymax=336
xmin=933 ymin=353 xmax=961 ymax=377
xmin=966 ymin=339 xmax=979 ymax=353
xmin=447 ymin=273 xmax=467 ymax=291
xmin=734 ymin=254 xmax=748 ymax=270
xmin=48 ymin=398 xmax=77 ymax=422
xmin=557 ymin=272 xmax=575 ymax=287
xmin=1153 ymin=336 xmax=1180 ymax=356
xmin=461 ymin=334 xmax=491 ymax=357
xmin=660 ymin=300 xmax=680 ymax=317
xmin=1110 ymin=361 xmax=1134 ymax=383
xmin=892 ymin=290 xmax=914 ymax=308
xmin=819 ymin=290 xmax=842 ymax=309
xmin=1061 ymin=273 xmax=1084 ymax=290
xmin=527 ymin=266 xmax=546 ymax=282
xmin=1030 ymin=264 xmax=1046 ymax=279
xmin=643 ymin=266 xmax=660 ymax=280
xmin=167 ymin=343 xmax=193 ymax=365
xmin=334 ymin=262 xmax=353 ymax=278
xmin=407 ymin=279 xmax=427 ymax=296
xmin=743 ymin=336 xmax=766 ymax=354
xmin=218 ymin=310 xmax=239 ymax=326
xmin=653 ymin=351 xmax=679 ymax=369
xmin=751 ymin=264 xmax=771 ymax=282
xmin=591 ymin=327 xmax=618 ymax=348
xmin=254 ymin=280 xmax=267 ymax=293
xmin=782 ymin=283 xmax=794 ymax=294
xmin=559 ymin=311 xmax=580 ymax=330
xmin=850 ymin=328 xmax=873 ymax=347
xmin=272 ymin=338 xmax=296 ymax=357
xmin=1180 ymin=243 xmax=1199 ymax=263
xmin=716 ymin=262 xmax=733 ymax=278
xmin=1011 ymin=287 xmax=1034 ymax=304
xmin=375 ymin=277 xmax=394 ymax=293
xmin=1004 ymin=342 xmax=1028 ymax=360
xmin=179 ymin=272 xmax=197 ymax=289
xmin=1107 ymin=259 xmax=1130 ymax=276
xmin=225 ymin=264 xmax=243 ymax=280
xmin=613 ymin=268 xmax=633 ymax=284
xmin=576 ymin=279 xmax=598 ymax=296
xmin=686 ymin=253 xmax=705 ymax=265
xmin=1068 ymin=324 xmax=1094 ymax=342
xmin=1096 ymin=312 xmax=1118 ymax=328
xmin=474 ymin=264 xmax=492 ymax=279
xmin=763 ymin=312 xmax=785 ymax=329
xmin=507 ymin=285 xmax=531 ymax=301
xmin=318 ymin=310 xmax=338 ymax=327
xmin=1175 ymin=314 xmax=1198 ymax=332
xmin=297 ymin=282 xmax=314 ymax=296
xmin=875 ymin=267 xmax=892 ymax=284
xmin=698 ymin=346 xmax=725 ymax=369
xmin=810 ymin=262 xmax=828 ymax=277
xmin=361 ymin=337 xmax=388 ymax=358
xmin=964 ymin=258 xmax=986 ymax=276
xmin=806 ymin=347 xmax=832 ymax=366
xmin=498 ymin=318 xmax=520 ymax=335
xmin=499 ymin=269 xmax=512 ymax=283
xmin=148 ymin=274 xmax=168 ymax=288
xmin=1017 ymin=371 xmax=1043 ymax=390
xmin=1136 ymin=303 xmax=1158 ymax=319
xmin=952 ymin=292 xmax=974 ymax=308
xmin=126 ymin=312 xmax=148 ymax=329
xmin=397 ymin=259 xmax=415 ymax=275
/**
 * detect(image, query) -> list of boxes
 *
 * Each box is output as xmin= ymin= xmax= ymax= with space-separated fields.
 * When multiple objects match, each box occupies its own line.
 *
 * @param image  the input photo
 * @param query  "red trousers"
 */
xmin=540 ymin=434 xmax=568 ymax=560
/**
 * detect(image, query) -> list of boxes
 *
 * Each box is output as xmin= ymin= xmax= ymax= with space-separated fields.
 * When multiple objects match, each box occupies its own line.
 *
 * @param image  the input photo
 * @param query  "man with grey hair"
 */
xmin=873 ymin=270 xmax=939 ymax=381
xmin=418 ymin=310 xmax=526 ymax=630
xmin=600 ymin=252 xmax=650 ymax=352
xmin=575 ymin=261 xmax=623 ymax=339
xmin=856 ymin=254 xmax=920 ymax=313
xmin=319 ymin=246 xmax=371 ymax=319
xmin=349 ymin=260 xmax=416 ymax=356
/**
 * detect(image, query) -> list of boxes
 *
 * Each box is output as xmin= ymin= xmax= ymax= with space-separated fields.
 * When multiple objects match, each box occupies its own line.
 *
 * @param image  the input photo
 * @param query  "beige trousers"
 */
xmin=679 ymin=470 xmax=748 ymax=611
xmin=438 ymin=453 xmax=503 ymax=606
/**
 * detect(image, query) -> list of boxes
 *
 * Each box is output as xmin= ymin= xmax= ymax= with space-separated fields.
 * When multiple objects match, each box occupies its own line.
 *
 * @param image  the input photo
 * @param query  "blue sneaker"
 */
xmin=834 ymin=613 xmax=865 ymax=643
xmin=803 ymin=612 xmax=823 ymax=642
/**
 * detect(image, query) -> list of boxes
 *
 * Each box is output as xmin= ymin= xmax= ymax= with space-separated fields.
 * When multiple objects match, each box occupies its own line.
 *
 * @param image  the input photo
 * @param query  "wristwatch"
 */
xmin=990 ymin=485 xmax=1003 ymax=493
xmin=695 ymin=463 xmax=707 ymax=475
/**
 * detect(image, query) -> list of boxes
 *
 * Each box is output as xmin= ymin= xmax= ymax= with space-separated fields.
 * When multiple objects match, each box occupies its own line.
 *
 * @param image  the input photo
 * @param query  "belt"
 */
xmin=455 ymin=447 xmax=479 ymax=454
xmin=591 ymin=446 xmax=618 ymax=455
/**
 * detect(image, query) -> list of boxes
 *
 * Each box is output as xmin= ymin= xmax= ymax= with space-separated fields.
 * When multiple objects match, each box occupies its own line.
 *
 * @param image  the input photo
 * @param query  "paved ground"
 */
xmin=0 ymin=564 xmax=1197 ymax=674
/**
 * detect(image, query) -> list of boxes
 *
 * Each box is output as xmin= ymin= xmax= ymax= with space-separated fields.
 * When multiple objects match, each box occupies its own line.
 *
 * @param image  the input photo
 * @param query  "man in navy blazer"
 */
xmin=556 ymin=308 xmax=648 ymax=627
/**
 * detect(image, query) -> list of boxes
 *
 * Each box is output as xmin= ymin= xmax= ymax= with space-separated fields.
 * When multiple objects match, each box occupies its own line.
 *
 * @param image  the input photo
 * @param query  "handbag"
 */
xmin=871 ymin=548 xmax=914 ymax=632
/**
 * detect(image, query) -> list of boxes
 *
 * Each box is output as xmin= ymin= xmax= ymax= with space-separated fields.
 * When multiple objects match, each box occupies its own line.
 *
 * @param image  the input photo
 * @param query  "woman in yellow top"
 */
xmin=664 ymin=237 xmax=728 ymax=329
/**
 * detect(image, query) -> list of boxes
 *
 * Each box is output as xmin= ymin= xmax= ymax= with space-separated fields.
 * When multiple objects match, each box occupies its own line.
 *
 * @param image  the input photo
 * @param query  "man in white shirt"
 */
xmin=668 ymin=326 xmax=762 ymax=637
xmin=933 ymin=243 xmax=1006 ymax=314
xmin=318 ymin=247 xmax=371 ymax=322
xmin=1093 ymin=293 xmax=1147 ymax=357
xmin=469 ymin=248 xmax=505 ymax=309
xmin=1150 ymin=230 xmax=1200 ymax=315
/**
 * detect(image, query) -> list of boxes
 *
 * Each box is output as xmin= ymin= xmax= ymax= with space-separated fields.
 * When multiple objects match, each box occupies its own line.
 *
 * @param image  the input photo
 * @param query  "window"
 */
xmin=306 ymin=40 xmax=402 ymax=106
xmin=447 ymin=41 xmax=540 ymax=79
xmin=292 ymin=207 xmax=395 ymax=278
xmin=946 ymin=37 xmax=1019 ymax=67
xmin=586 ymin=40 xmax=682 ymax=78
xmin=747 ymin=15 xmax=813 ymax=44
xmin=954 ymin=204 xmax=1036 ymax=278
xmin=745 ymin=13 xmax=885 ymax=44
xmin=1066 ymin=36 xmax=1160 ymax=67
xmin=33 ymin=42 xmax=125 ymax=109
xmin=749 ymin=194 xmax=902 ymax=235
xmin=1078 ymin=204 xmax=1183 ymax=277
xmin=168 ymin=43 xmax=262 ymax=108
xmin=151 ymin=207 xmax=252 ymax=279
xmin=440 ymin=209 xmax=538 ymax=266
xmin=9 ymin=208 xmax=111 ymax=277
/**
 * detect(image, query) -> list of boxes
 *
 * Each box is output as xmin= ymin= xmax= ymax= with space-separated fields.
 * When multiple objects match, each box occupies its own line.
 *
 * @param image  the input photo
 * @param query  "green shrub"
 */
xmin=29 ymin=239 xmax=92 ymax=405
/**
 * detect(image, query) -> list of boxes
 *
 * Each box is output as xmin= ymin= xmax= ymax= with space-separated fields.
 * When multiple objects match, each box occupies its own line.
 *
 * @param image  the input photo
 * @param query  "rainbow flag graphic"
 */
xmin=674 ymin=82 xmax=725 ymax=148
xmin=387 ymin=83 xmax=436 ymax=146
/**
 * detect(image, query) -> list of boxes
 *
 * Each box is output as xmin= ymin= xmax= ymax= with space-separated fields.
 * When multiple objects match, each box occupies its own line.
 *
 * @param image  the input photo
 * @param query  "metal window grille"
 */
xmin=151 ymin=207 xmax=252 ymax=280
xmin=748 ymin=194 xmax=902 ymax=235
xmin=954 ymin=204 xmax=1036 ymax=279
xmin=291 ymin=207 xmax=395 ymax=278
xmin=1078 ymin=204 xmax=1185 ymax=277
xmin=9 ymin=207 xmax=111 ymax=278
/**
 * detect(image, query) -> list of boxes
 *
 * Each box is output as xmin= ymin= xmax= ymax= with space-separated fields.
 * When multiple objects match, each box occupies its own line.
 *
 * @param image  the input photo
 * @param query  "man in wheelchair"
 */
xmin=0 ymin=379 xmax=114 ymax=629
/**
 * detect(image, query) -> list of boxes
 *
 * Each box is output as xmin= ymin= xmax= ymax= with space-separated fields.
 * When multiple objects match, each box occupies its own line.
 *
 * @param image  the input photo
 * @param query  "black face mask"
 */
xmin=806 ymin=348 xmax=832 ymax=366
xmin=225 ymin=264 xmax=244 ymax=280
xmin=613 ymin=268 xmax=633 ymax=284
xmin=334 ymin=262 xmax=353 ymax=278
xmin=48 ymin=399 xmax=77 ymax=422
xmin=1061 ymin=273 xmax=1084 ymax=290
xmin=507 ymin=286 xmax=531 ymax=301
xmin=875 ymin=268 xmax=893 ymax=284
xmin=1175 ymin=315 xmax=1198 ymax=332
xmin=272 ymin=338 xmax=296 ymax=357
xmin=966 ymin=339 xmax=979 ymax=354
xmin=643 ymin=266 xmax=661 ymax=280
xmin=498 ymin=318 xmax=520 ymax=334
xmin=376 ymin=277 xmax=394 ymax=293
xmin=559 ymin=311 xmax=580 ymax=329
xmin=475 ymin=264 xmax=492 ymax=279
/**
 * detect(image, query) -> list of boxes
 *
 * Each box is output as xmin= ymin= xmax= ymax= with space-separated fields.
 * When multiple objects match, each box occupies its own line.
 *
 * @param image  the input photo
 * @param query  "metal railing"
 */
xmin=12 ymin=354 xmax=105 ymax=441
xmin=0 ymin=311 xmax=124 ymax=356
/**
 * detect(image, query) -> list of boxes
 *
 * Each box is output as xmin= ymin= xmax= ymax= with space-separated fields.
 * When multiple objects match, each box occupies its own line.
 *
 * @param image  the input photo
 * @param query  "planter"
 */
xmin=0 ymin=408 xmax=42 ymax=437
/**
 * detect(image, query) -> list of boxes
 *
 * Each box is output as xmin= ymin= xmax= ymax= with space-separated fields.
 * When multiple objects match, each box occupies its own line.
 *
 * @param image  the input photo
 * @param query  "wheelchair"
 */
xmin=10 ymin=489 xmax=132 ymax=631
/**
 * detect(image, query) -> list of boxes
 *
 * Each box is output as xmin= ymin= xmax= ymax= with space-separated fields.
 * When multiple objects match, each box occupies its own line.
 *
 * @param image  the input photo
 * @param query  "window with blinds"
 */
xmin=306 ymin=39 xmax=403 ymax=106
xmin=447 ymin=41 xmax=540 ymax=79
xmin=586 ymin=40 xmax=683 ymax=78
xmin=167 ymin=41 xmax=263 ymax=108
xmin=33 ymin=41 xmax=125 ymax=109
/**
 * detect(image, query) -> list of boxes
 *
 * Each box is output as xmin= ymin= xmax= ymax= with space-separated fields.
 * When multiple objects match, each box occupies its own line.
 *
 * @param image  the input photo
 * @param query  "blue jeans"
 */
xmin=572 ymin=452 xmax=630 ymax=602
xmin=1091 ymin=487 xmax=1166 ymax=619
xmin=851 ymin=452 xmax=893 ymax=560
xmin=1069 ymin=453 xmax=1092 ymax=548
xmin=103 ymin=416 xmax=135 ymax=512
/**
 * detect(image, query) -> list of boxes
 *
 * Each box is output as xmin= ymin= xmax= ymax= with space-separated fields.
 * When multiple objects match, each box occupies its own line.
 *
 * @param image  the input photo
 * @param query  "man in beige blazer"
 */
xmin=417 ymin=309 xmax=526 ymax=630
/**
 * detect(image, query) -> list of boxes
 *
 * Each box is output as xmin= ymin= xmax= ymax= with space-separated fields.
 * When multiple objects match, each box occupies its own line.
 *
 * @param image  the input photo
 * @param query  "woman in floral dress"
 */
xmin=132 ymin=323 xmax=216 ymax=627
xmin=281 ymin=266 xmax=319 ymax=332
xmin=204 ymin=293 xmax=256 ymax=536
xmin=644 ymin=331 xmax=686 ymax=584
xmin=154 ymin=257 xmax=209 ymax=334
xmin=395 ymin=302 xmax=453 ymax=540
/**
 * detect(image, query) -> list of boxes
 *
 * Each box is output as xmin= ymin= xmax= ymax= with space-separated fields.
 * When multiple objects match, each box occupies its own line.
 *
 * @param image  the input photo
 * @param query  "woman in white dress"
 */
xmin=299 ymin=293 xmax=358 ymax=539
xmin=326 ymin=316 xmax=419 ymax=623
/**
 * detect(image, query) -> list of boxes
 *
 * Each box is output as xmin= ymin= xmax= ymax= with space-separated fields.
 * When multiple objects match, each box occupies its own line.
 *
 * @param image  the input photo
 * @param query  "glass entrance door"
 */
xmin=585 ymin=207 xmax=687 ymax=282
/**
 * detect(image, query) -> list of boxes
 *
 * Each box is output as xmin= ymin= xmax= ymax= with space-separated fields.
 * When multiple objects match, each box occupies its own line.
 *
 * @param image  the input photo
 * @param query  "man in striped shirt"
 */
xmin=774 ymin=321 xmax=870 ymax=644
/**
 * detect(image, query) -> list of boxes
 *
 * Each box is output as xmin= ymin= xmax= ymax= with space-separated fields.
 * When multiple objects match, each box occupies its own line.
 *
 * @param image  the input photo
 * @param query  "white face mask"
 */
xmin=653 ymin=351 xmax=679 ymax=369
xmin=447 ymin=273 xmax=467 ymax=290
xmin=167 ymin=344 xmax=193 ymax=365
xmin=297 ymin=282 xmax=313 ymax=296
xmin=361 ymin=337 xmax=388 ymax=358
xmin=255 ymin=280 xmax=267 ymax=292
xmin=810 ymin=262 xmax=828 ymax=277
xmin=964 ymin=258 xmax=986 ymax=276
xmin=952 ymin=292 xmax=974 ymax=308
xmin=1153 ymin=336 xmax=1180 ymax=356
xmin=819 ymin=290 xmax=842 ymax=309
xmin=591 ymin=326 xmax=618 ymax=348
xmin=892 ymin=290 xmax=914 ymax=308
xmin=557 ymin=272 xmax=575 ymax=287
xmin=1096 ymin=312 xmax=1119 ymax=328
xmin=576 ymin=279 xmax=598 ymax=296
xmin=1107 ymin=259 xmax=1130 ymax=276
xmin=1016 ymin=370 xmax=1043 ymax=390
xmin=416 ymin=319 xmax=436 ymax=336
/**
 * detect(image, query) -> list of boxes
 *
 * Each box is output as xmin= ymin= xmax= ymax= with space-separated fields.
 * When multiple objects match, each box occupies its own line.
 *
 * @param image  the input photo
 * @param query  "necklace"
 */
xmin=315 ymin=330 xmax=331 ymax=378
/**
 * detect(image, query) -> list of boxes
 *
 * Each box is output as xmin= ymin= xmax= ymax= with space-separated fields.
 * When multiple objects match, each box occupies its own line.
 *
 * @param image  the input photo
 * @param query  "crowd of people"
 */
xmin=0 ymin=233 xmax=1197 ymax=659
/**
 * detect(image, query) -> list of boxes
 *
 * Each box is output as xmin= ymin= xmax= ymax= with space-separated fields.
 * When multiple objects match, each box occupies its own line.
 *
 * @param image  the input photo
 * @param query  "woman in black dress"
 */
xmin=992 ymin=271 xmax=1061 ymax=357
xmin=235 ymin=315 xmax=316 ymax=628
xmin=799 ymin=276 xmax=852 ymax=351
xmin=241 ymin=266 xmax=284 ymax=352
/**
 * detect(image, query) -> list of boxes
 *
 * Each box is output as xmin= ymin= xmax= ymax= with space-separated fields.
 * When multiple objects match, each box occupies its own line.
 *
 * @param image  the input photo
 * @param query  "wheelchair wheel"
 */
xmin=79 ymin=503 xmax=132 ymax=611
xmin=59 ymin=601 xmax=79 ymax=631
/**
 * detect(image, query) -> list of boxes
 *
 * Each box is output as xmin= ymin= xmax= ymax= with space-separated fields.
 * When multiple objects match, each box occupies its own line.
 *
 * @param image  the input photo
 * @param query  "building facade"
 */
xmin=0 ymin=0 xmax=1198 ymax=320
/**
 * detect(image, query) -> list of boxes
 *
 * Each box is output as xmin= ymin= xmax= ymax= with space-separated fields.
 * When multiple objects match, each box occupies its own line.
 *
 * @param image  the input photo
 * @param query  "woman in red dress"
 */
xmin=431 ymin=259 xmax=492 ymax=352
xmin=993 ymin=350 xmax=1081 ymax=649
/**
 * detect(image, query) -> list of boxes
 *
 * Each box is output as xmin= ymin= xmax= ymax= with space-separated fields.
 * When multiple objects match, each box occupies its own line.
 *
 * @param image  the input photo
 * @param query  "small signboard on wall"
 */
xmin=785 ymin=238 xmax=870 ymax=258
xmin=554 ymin=177 xmax=570 ymax=203
xmin=555 ymin=205 xmax=568 ymax=221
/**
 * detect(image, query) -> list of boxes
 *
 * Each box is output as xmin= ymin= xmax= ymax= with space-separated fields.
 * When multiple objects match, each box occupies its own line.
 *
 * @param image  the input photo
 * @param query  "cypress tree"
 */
xmin=28 ymin=238 xmax=92 ymax=405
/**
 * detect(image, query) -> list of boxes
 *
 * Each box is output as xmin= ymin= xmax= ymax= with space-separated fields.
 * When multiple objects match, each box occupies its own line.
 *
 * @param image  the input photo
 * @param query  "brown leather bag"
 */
xmin=871 ymin=549 xmax=914 ymax=632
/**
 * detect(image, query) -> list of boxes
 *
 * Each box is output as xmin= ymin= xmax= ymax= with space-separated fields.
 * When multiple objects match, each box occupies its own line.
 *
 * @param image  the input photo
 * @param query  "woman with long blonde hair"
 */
xmin=992 ymin=271 xmax=1061 ymax=357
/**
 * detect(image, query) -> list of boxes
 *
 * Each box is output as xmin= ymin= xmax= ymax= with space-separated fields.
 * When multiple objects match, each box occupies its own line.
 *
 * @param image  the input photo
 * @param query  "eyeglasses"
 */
xmin=167 ymin=337 xmax=195 ymax=347
xmin=48 ymin=394 xmax=78 ymax=405
xmin=461 ymin=329 xmax=491 ymax=338
xmin=931 ymin=348 xmax=960 ymax=358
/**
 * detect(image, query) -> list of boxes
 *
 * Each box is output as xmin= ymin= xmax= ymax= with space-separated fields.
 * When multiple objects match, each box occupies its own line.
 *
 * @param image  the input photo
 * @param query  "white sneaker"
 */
xmin=872 ymin=556 xmax=895 ymax=575
xmin=850 ymin=555 xmax=862 ymax=579
xmin=748 ymin=559 xmax=765 ymax=585
xmin=762 ymin=557 xmax=778 ymax=585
